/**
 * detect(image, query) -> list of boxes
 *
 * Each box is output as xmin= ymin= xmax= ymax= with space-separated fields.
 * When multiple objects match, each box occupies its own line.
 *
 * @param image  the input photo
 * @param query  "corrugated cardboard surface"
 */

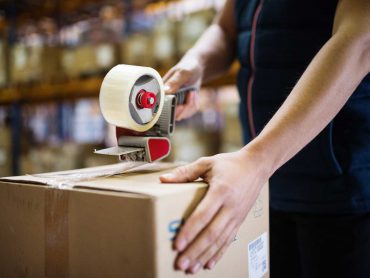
xmin=0 ymin=162 xmax=269 ymax=278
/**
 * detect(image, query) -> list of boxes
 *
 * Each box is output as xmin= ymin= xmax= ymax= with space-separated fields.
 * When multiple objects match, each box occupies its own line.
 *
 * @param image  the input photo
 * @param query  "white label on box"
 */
xmin=248 ymin=232 xmax=268 ymax=278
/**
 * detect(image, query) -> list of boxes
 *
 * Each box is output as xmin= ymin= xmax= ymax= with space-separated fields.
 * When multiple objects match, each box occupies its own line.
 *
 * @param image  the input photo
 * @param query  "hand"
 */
xmin=163 ymin=57 xmax=204 ymax=121
xmin=159 ymin=148 xmax=269 ymax=274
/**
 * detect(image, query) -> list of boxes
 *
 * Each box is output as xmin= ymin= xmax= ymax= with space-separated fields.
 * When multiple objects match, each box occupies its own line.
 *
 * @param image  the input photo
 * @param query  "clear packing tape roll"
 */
xmin=99 ymin=64 xmax=165 ymax=132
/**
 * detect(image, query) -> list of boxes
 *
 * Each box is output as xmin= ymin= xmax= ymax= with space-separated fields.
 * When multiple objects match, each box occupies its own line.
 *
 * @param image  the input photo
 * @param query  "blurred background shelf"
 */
xmin=0 ymin=0 xmax=243 ymax=177
xmin=0 ymin=63 xmax=238 ymax=104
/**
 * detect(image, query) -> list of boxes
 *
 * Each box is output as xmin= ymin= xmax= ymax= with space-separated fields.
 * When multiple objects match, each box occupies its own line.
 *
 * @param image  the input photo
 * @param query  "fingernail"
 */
xmin=161 ymin=173 xmax=175 ymax=180
xmin=176 ymin=238 xmax=187 ymax=251
xmin=190 ymin=262 xmax=202 ymax=274
xmin=178 ymin=257 xmax=190 ymax=270
xmin=164 ymin=85 xmax=171 ymax=92
xmin=207 ymin=260 xmax=216 ymax=270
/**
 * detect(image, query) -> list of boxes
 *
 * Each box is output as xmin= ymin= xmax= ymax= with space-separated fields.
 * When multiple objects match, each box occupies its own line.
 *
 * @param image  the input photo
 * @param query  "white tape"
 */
xmin=99 ymin=64 xmax=164 ymax=132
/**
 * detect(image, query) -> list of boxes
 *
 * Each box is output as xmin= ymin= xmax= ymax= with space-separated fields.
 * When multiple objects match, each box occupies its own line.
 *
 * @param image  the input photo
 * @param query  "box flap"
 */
xmin=0 ymin=162 xmax=207 ymax=197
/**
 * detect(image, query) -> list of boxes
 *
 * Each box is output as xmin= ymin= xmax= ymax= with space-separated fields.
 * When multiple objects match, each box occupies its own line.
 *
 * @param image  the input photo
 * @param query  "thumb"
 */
xmin=160 ymin=158 xmax=210 ymax=183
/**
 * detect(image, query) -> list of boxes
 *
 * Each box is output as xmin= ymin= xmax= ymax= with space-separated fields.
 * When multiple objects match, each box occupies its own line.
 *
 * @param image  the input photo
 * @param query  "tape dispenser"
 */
xmin=95 ymin=64 xmax=196 ymax=162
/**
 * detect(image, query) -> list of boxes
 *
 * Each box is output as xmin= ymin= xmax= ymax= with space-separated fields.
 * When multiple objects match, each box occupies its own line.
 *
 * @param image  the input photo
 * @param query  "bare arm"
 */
xmin=186 ymin=0 xmax=237 ymax=82
xmin=163 ymin=0 xmax=236 ymax=120
xmin=248 ymin=0 xmax=370 ymax=175
xmin=164 ymin=0 xmax=236 ymax=93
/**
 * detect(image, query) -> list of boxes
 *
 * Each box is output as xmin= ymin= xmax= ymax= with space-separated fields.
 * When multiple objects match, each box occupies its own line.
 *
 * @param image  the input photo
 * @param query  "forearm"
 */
xmin=246 ymin=30 xmax=370 ymax=176
xmin=184 ymin=24 xmax=236 ymax=82
xmin=182 ymin=0 xmax=236 ymax=82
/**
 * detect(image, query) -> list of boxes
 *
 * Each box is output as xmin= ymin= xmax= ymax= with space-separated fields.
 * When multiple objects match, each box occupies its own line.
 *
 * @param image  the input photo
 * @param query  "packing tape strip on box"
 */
xmin=99 ymin=64 xmax=165 ymax=132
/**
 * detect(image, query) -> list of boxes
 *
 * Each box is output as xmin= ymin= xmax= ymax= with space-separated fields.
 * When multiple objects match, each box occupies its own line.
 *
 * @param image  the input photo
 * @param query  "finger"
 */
xmin=175 ymin=205 xmax=228 ymax=272
xmin=174 ymin=183 xmax=226 ymax=252
xmin=180 ymin=211 xmax=237 ymax=274
xmin=176 ymin=91 xmax=198 ymax=120
xmin=159 ymin=157 xmax=210 ymax=183
xmin=164 ymin=71 xmax=189 ymax=94
xmin=176 ymin=93 xmax=194 ymax=120
xmin=163 ymin=67 xmax=175 ymax=83
xmin=175 ymin=105 xmax=185 ymax=120
xmin=195 ymin=220 xmax=237 ymax=271
xmin=205 ymin=225 xmax=240 ymax=270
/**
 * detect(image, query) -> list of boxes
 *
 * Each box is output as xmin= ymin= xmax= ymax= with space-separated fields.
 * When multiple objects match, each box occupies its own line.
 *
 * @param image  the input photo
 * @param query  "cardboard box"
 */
xmin=0 ymin=163 xmax=269 ymax=277
xmin=74 ymin=45 xmax=98 ymax=77
xmin=0 ymin=40 xmax=7 ymax=86
xmin=177 ymin=10 xmax=215 ymax=56
xmin=10 ymin=43 xmax=32 ymax=84
xmin=41 ymin=46 xmax=63 ymax=82
xmin=61 ymin=48 xmax=80 ymax=79
xmin=62 ymin=44 xmax=118 ymax=79
xmin=121 ymin=34 xmax=155 ymax=67
xmin=152 ymin=19 xmax=176 ymax=69
xmin=10 ymin=44 xmax=62 ymax=84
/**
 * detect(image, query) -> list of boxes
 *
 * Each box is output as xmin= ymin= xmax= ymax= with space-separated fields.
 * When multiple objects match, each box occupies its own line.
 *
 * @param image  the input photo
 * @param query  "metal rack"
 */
xmin=0 ymin=0 xmax=236 ymax=175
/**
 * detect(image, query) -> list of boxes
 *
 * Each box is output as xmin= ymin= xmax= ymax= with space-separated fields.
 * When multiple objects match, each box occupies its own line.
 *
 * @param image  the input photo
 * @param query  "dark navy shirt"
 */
xmin=235 ymin=0 xmax=370 ymax=213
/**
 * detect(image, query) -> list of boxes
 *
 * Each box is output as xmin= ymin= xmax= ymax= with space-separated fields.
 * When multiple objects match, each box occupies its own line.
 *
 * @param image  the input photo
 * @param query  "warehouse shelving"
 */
xmin=0 ymin=0 xmax=233 ymax=176
xmin=0 ymin=64 xmax=237 ymax=105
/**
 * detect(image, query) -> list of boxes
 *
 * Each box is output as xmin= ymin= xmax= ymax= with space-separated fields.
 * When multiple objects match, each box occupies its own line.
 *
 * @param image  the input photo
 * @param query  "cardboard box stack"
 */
xmin=70 ymin=44 xmax=117 ymax=78
xmin=0 ymin=40 xmax=7 ymax=87
xmin=41 ymin=46 xmax=63 ymax=82
xmin=10 ymin=44 xmax=62 ymax=84
xmin=177 ymin=10 xmax=214 ymax=56
xmin=152 ymin=19 xmax=176 ymax=69
xmin=0 ymin=163 xmax=269 ymax=277
xmin=121 ymin=33 xmax=155 ymax=67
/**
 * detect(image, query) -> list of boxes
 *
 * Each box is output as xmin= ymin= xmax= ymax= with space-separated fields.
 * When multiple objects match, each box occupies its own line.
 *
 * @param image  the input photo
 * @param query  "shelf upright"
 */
xmin=55 ymin=0 xmax=65 ymax=143
xmin=7 ymin=0 xmax=21 ymax=175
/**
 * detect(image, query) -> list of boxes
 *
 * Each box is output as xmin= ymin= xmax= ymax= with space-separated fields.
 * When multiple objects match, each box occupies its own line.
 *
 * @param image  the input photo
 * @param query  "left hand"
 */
xmin=159 ymin=148 xmax=269 ymax=274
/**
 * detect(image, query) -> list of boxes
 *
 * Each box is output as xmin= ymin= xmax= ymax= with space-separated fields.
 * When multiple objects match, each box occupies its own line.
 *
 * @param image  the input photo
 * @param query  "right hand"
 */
xmin=163 ymin=57 xmax=204 ymax=121
xmin=160 ymin=147 xmax=268 ymax=274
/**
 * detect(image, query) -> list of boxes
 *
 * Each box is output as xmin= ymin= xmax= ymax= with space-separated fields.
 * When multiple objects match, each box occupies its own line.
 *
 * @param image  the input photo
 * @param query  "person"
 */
xmin=159 ymin=0 xmax=370 ymax=277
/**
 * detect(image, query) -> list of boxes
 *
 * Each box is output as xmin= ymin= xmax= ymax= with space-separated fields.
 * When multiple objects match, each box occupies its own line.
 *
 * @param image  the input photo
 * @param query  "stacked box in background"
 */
xmin=11 ymin=42 xmax=118 ymax=83
xmin=177 ymin=10 xmax=214 ymax=56
xmin=10 ymin=44 xmax=62 ymax=84
xmin=19 ymin=99 xmax=118 ymax=175
xmin=10 ymin=43 xmax=32 ymax=84
xmin=152 ymin=18 xmax=177 ymax=69
xmin=120 ymin=33 xmax=155 ymax=67
xmin=7 ymin=6 xmax=217 ymax=85
xmin=65 ymin=44 xmax=117 ymax=79
xmin=218 ymin=86 xmax=243 ymax=152
xmin=41 ymin=46 xmax=63 ymax=82
xmin=0 ymin=40 xmax=7 ymax=87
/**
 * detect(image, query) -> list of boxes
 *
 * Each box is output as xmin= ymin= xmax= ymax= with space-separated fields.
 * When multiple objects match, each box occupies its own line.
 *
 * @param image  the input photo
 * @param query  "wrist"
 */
xmin=183 ymin=49 xmax=207 ymax=73
xmin=239 ymin=139 xmax=276 ymax=181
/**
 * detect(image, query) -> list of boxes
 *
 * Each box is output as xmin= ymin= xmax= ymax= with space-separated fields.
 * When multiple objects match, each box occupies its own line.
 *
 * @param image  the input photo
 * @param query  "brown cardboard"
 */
xmin=121 ymin=34 xmax=155 ymax=67
xmin=10 ymin=44 xmax=62 ymax=84
xmin=0 ymin=162 xmax=269 ymax=278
